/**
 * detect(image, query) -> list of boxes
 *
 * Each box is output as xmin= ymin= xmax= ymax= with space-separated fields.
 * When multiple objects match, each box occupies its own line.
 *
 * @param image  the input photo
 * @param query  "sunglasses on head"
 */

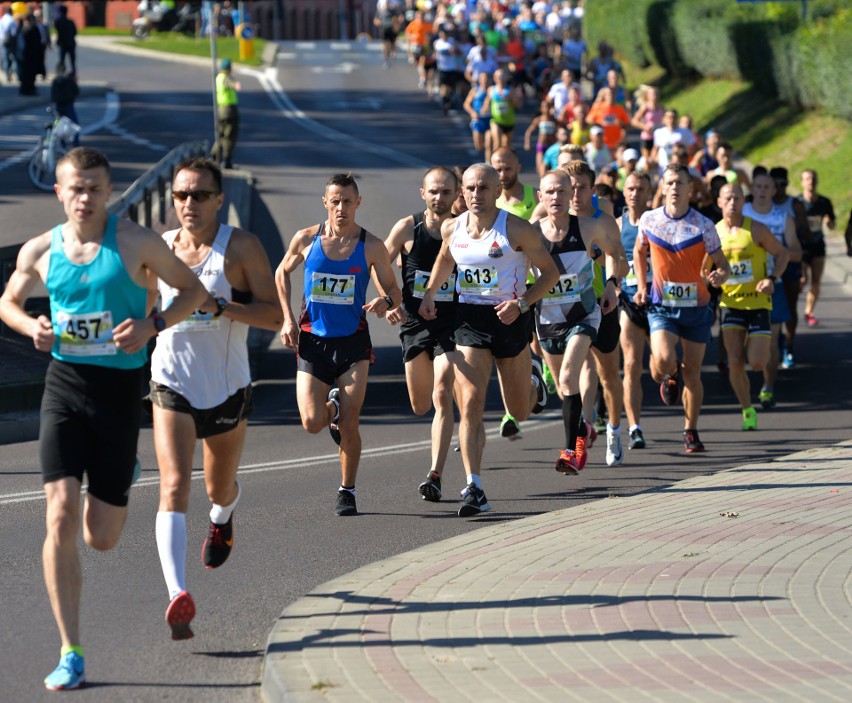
xmin=173 ymin=189 xmax=218 ymax=202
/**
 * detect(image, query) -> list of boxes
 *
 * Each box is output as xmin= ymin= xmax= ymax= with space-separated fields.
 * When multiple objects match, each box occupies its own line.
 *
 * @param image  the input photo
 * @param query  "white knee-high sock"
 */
xmin=209 ymin=481 xmax=241 ymax=525
xmin=156 ymin=511 xmax=187 ymax=601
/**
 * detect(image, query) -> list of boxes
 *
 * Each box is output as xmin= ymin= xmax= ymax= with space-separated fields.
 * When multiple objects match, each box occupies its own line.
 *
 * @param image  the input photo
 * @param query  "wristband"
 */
xmin=605 ymin=275 xmax=618 ymax=287
xmin=150 ymin=313 xmax=166 ymax=335
xmin=767 ymin=275 xmax=777 ymax=283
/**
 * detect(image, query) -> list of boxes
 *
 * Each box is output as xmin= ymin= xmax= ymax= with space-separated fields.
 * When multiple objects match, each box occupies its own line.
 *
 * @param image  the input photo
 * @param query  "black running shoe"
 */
xmin=458 ymin=482 xmax=491 ymax=517
xmin=500 ymin=413 xmax=521 ymax=439
xmin=628 ymin=428 xmax=646 ymax=449
xmin=202 ymin=516 xmax=233 ymax=569
xmin=531 ymin=359 xmax=547 ymax=414
xmin=328 ymin=387 xmax=341 ymax=446
xmin=418 ymin=472 xmax=442 ymax=502
xmin=683 ymin=429 xmax=705 ymax=454
xmin=660 ymin=375 xmax=680 ymax=406
xmin=335 ymin=490 xmax=358 ymax=516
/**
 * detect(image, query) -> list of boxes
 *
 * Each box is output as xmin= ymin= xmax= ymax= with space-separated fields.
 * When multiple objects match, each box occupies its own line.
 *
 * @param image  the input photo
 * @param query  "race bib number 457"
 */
xmin=56 ymin=310 xmax=116 ymax=356
xmin=310 ymin=272 xmax=356 ymax=305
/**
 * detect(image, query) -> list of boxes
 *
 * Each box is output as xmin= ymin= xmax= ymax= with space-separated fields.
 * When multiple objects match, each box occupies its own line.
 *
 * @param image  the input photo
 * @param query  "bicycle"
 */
xmin=28 ymin=108 xmax=81 ymax=191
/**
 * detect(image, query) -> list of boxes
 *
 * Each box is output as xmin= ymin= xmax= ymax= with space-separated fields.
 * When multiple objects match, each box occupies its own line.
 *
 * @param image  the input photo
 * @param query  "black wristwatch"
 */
xmin=606 ymin=275 xmax=618 ymax=287
xmin=767 ymin=275 xmax=777 ymax=283
xmin=383 ymin=295 xmax=393 ymax=308
xmin=215 ymin=297 xmax=228 ymax=317
xmin=150 ymin=313 xmax=166 ymax=335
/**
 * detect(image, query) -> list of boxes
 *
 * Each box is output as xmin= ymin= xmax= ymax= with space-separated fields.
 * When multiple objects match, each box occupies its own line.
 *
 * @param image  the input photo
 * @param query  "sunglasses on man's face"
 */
xmin=173 ymin=190 xmax=219 ymax=202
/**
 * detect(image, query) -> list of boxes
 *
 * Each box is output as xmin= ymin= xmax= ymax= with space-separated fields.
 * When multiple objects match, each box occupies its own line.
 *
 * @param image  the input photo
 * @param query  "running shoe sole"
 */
xmin=166 ymin=591 xmax=196 ymax=641
xmin=458 ymin=501 xmax=491 ymax=517
xmin=418 ymin=477 xmax=442 ymax=502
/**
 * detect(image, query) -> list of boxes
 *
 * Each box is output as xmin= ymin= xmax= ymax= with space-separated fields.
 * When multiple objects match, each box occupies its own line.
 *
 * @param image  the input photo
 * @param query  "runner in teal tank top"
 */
xmin=0 ymin=148 xmax=206 ymax=692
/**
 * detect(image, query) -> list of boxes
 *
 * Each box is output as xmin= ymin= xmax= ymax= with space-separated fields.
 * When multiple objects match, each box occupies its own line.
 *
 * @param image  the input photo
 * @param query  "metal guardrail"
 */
xmin=107 ymin=139 xmax=210 ymax=227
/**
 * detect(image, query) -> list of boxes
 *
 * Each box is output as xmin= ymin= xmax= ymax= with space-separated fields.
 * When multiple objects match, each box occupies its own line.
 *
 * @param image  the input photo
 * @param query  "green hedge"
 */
xmin=584 ymin=0 xmax=851 ymax=120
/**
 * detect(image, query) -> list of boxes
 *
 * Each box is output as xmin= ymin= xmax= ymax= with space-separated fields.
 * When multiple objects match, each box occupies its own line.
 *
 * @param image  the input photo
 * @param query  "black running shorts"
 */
xmin=400 ymin=316 xmax=456 ymax=362
xmin=297 ymin=329 xmax=373 ymax=385
xmin=592 ymin=305 xmax=621 ymax=354
xmin=618 ymin=292 xmax=650 ymax=335
xmin=453 ymin=303 xmax=532 ymax=359
xmin=720 ymin=307 xmax=771 ymax=336
xmin=149 ymin=382 xmax=253 ymax=438
xmin=39 ymin=360 xmax=145 ymax=507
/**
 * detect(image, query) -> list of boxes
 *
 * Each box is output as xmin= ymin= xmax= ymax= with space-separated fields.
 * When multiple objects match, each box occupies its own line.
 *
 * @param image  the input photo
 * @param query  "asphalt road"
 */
xmin=1 ymin=41 xmax=851 ymax=702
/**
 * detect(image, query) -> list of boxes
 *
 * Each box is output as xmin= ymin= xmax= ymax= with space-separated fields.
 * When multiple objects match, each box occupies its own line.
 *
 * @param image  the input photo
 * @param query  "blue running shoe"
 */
xmin=44 ymin=651 xmax=85 ymax=690
xmin=132 ymin=455 xmax=142 ymax=486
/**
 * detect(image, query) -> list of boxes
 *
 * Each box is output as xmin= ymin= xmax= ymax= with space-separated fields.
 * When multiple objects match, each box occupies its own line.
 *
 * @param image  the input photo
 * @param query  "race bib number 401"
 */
xmin=458 ymin=265 xmax=499 ymax=296
xmin=661 ymin=280 xmax=698 ymax=307
xmin=56 ymin=310 xmax=116 ymax=356
xmin=310 ymin=272 xmax=356 ymax=305
xmin=413 ymin=269 xmax=456 ymax=302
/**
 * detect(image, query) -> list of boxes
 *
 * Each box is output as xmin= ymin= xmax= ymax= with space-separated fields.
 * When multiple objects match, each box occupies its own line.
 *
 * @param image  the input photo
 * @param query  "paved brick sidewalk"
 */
xmin=262 ymin=441 xmax=852 ymax=702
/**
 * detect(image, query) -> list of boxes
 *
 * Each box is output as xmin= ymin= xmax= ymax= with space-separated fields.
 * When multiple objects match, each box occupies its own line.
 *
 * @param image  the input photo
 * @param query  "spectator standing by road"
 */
xmin=16 ymin=11 xmax=41 ymax=96
xmin=213 ymin=57 xmax=239 ymax=170
xmin=51 ymin=64 xmax=80 ymax=147
xmin=53 ymin=3 xmax=76 ymax=74
xmin=1 ymin=6 xmax=18 ymax=83
xmin=33 ymin=6 xmax=50 ymax=80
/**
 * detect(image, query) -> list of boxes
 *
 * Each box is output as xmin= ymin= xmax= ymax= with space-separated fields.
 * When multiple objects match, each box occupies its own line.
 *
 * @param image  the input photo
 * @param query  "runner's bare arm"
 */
xmin=591 ymin=216 xmax=627 ymax=315
xmin=275 ymin=229 xmax=313 ymax=349
xmin=633 ymin=234 xmax=650 ymax=305
xmin=364 ymin=234 xmax=403 ymax=318
xmin=783 ymin=216 xmax=802 ymax=263
xmin=215 ymin=230 xmax=283 ymax=331
xmin=383 ymin=217 xmax=415 ymax=325
xmin=384 ymin=216 xmax=415 ymax=262
xmin=753 ymin=221 xmax=790 ymax=292
xmin=495 ymin=218 xmax=559 ymax=324
xmin=114 ymin=232 xmax=208 ymax=354
xmin=0 ymin=234 xmax=54 ymax=351
xmin=419 ymin=224 xmax=457 ymax=321
xmin=705 ymin=247 xmax=731 ymax=288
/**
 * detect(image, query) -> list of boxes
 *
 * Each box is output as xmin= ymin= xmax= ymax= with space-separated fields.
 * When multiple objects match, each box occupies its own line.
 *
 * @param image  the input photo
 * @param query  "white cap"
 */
xmin=622 ymin=148 xmax=640 ymax=161
xmin=590 ymin=125 xmax=604 ymax=136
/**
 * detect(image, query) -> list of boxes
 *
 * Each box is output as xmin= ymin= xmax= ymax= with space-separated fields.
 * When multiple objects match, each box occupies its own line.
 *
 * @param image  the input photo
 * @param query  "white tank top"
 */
xmin=151 ymin=224 xmax=250 ymax=409
xmin=743 ymin=202 xmax=787 ymax=244
xmin=450 ymin=210 xmax=528 ymax=304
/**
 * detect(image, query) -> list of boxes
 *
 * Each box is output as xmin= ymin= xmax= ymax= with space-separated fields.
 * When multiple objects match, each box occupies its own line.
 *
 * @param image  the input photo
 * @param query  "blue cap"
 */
xmin=220 ymin=58 xmax=232 ymax=70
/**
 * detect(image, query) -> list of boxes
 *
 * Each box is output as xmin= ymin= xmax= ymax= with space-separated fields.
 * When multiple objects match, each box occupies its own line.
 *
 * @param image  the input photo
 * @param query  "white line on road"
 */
xmin=0 ymin=415 xmax=557 ymax=505
xmin=241 ymin=66 xmax=430 ymax=169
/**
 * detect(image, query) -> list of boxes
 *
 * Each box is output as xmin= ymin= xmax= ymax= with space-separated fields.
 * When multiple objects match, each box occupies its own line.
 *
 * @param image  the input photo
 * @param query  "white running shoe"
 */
xmin=606 ymin=426 xmax=624 ymax=467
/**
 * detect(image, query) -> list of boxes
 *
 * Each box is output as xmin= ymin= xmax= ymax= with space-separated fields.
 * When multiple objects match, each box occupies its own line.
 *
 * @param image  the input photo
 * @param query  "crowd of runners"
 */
xmin=0 ymin=1 xmax=844 ymax=692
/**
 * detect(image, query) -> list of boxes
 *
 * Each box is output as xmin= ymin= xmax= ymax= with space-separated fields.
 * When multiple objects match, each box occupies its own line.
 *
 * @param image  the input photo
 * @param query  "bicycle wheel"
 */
xmin=28 ymin=140 xmax=64 ymax=191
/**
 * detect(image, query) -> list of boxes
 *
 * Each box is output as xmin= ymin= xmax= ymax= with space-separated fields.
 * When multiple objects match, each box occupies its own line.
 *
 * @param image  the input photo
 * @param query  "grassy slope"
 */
xmin=115 ymin=34 xmax=266 ymax=67
xmin=624 ymin=58 xmax=851 ymax=223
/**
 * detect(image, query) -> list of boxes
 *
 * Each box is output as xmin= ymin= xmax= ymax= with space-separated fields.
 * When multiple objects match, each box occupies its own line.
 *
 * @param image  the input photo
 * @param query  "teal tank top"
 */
xmin=47 ymin=214 xmax=149 ymax=369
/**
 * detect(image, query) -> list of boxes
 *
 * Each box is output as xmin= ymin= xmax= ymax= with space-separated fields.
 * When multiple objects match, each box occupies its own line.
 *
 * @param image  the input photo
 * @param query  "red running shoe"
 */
xmin=166 ymin=591 xmax=196 ymax=640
